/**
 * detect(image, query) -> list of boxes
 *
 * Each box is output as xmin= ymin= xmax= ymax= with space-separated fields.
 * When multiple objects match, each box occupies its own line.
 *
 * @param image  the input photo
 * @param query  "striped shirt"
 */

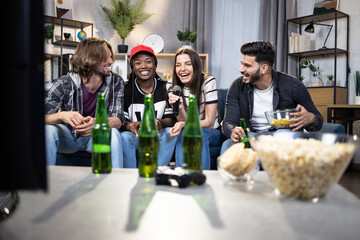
xmin=167 ymin=74 xmax=219 ymax=129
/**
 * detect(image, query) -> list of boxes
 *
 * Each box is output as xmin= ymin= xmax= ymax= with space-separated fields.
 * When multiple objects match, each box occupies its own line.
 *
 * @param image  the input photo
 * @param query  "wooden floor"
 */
xmin=338 ymin=163 xmax=360 ymax=199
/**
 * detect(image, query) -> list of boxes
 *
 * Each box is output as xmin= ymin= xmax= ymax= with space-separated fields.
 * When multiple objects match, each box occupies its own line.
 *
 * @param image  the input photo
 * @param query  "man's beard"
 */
xmin=94 ymin=67 xmax=112 ymax=77
xmin=250 ymin=68 xmax=261 ymax=84
xmin=245 ymin=68 xmax=261 ymax=84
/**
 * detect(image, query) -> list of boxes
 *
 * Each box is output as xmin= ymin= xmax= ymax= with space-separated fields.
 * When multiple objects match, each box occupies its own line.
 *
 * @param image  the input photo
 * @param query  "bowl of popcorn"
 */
xmin=265 ymin=109 xmax=298 ymax=129
xmin=217 ymin=142 xmax=260 ymax=182
xmin=250 ymin=132 xmax=359 ymax=200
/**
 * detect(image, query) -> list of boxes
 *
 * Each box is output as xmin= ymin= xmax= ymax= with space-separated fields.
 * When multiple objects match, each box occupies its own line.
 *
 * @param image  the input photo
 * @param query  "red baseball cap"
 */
xmin=130 ymin=45 xmax=155 ymax=60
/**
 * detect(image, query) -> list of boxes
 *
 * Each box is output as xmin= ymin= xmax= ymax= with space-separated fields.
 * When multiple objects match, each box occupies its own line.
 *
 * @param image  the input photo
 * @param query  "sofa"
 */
xmin=57 ymin=88 xmax=345 ymax=169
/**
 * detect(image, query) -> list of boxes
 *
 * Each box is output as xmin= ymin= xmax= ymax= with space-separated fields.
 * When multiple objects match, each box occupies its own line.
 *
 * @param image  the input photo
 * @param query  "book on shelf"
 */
xmin=289 ymin=32 xmax=311 ymax=53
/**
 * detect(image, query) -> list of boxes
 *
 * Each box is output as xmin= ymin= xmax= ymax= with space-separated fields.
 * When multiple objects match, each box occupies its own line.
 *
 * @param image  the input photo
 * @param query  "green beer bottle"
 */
xmin=240 ymin=118 xmax=250 ymax=148
xmin=183 ymin=94 xmax=203 ymax=172
xmin=92 ymin=92 xmax=112 ymax=173
xmin=138 ymin=94 xmax=159 ymax=178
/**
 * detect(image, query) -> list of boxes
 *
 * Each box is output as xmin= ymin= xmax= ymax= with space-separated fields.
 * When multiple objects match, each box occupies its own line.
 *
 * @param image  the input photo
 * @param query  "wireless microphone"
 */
xmin=172 ymin=85 xmax=181 ymax=117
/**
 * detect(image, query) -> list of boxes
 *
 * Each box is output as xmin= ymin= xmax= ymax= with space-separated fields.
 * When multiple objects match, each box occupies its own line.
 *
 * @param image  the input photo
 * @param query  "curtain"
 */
xmin=258 ymin=0 xmax=297 ymax=74
xmin=182 ymin=0 xmax=213 ymax=55
xmin=211 ymin=0 xmax=261 ymax=89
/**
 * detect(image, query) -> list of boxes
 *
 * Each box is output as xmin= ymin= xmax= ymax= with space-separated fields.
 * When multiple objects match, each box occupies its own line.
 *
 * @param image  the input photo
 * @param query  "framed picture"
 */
xmin=313 ymin=0 xmax=338 ymax=15
xmin=55 ymin=0 xmax=73 ymax=19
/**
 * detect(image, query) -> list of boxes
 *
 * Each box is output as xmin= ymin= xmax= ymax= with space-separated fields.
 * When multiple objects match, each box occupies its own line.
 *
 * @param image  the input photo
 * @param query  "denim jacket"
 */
xmin=222 ymin=70 xmax=323 ymax=138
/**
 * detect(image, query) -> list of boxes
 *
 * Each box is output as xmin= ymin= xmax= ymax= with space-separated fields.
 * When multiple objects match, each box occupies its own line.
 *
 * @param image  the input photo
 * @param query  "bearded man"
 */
xmin=44 ymin=37 xmax=125 ymax=167
xmin=221 ymin=41 xmax=323 ymax=153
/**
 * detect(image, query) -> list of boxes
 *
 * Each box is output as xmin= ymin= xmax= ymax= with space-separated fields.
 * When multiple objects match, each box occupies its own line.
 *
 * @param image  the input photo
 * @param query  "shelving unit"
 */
xmin=286 ymin=10 xmax=349 ymax=121
xmin=44 ymin=15 xmax=93 ymax=76
xmin=113 ymin=53 xmax=209 ymax=81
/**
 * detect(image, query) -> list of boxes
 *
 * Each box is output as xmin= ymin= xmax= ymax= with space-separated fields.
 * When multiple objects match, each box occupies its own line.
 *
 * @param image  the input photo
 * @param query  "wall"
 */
xmin=44 ymin=0 xmax=360 ymax=100
xmin=296 ymin=0 xmax=360 ymax=104
xmin=45 ymin=0 xmax=186 ymax=53
xmin=44 ymin=0 xmax=187 ymax=81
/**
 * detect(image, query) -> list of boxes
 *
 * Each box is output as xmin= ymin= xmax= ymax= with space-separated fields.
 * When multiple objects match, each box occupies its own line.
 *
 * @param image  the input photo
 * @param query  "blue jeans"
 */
xmin=176 ymin=128 xmax=222 ymax=170
xmin=220 ymin=139 xmax=235 ymax=155
xmin=121 ymin=127 xmax=177 ymax=168
xmin=45 ymin=124 xmax=123 ymax=168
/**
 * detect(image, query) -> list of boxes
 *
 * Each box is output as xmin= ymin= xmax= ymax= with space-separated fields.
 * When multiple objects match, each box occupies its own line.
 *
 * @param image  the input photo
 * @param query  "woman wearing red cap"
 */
xmin=167 ymin=47 xmax=223 ymax=170
xmin=121 ymin=45 xmax=177 ymax=167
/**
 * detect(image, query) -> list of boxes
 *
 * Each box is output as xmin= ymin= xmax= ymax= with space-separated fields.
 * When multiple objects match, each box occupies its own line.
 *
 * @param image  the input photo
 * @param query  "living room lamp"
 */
xmin=304 ymin=19 xmax=333 ymax=51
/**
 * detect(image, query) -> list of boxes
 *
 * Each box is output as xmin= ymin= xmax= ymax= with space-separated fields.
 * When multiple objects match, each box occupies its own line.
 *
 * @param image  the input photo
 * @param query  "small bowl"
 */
xmin=217 ymin=158 xmax=260 ymax=182
xmin=217 ymin=143 xmax=260 ymax=182
xmin=64 ymin=33 xmax=71 ymax=40
xmin=265 ymin=109 xmax=298 ymax=129
xmin=250 ymin=132 xmax=359 ymax=200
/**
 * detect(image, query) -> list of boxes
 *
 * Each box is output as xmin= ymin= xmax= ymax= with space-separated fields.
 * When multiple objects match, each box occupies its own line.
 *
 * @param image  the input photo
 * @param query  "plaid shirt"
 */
xmin=45 ymin=72 xmax=125 ymax=136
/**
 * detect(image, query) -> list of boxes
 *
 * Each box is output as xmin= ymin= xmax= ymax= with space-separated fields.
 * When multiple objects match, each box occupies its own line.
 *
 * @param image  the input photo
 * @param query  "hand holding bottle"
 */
xmin=230 ymin=126 xmax=250 ymax=143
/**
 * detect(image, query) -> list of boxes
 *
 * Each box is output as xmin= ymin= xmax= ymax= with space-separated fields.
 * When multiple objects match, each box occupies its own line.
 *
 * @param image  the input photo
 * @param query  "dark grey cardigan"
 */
xmin=222 ymin=70 xmax=323 ymax=138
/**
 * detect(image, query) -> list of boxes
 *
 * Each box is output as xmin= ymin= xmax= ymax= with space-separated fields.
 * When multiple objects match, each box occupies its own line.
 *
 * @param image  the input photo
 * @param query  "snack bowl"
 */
xmin=250 ymin=131 xmax=359 ymax=200
xmin=265 ymin=108 xmax=298 ymax=129
xmin=217 ymin=142 xmax=260 ymax=182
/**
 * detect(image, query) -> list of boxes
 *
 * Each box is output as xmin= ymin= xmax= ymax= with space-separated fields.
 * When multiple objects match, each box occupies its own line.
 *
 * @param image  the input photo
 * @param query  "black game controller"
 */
xmin=155 ymin=164 xmax=206 ymax=188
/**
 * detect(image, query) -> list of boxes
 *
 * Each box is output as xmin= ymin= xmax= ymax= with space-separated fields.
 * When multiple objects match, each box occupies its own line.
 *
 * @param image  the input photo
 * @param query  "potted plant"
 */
xmin=100 ymin=0 xmax=152 ymax=53
xmin=327 ymin=74 xmax=334 ymax=86
xmin=300 ymin=59 xmax=323 ymax=87
xmin=44 ymin=24 xmax=54 ymax=44
xmin=177 ymin=28 xmax=197 ymax=48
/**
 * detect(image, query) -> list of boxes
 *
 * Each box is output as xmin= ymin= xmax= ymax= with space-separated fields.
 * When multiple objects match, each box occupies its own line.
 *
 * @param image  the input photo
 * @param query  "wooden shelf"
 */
xmin=44 ymin=53 xmax=61 ymax=59
xmin=114 ymin=53 xmax=209 ymax=72
xmin=44 ymin=15 xmax=92 ymax=29
xmin=115 ymin=53 xmax=208 ymax=58
xmin=44 ymin=15 xmax=93 ymax=77
xmin=114 ymin=53 xmax=209 ymax=81
xmin=288 ymin=48 xmax=348 ymax=58
xmin=52 ymin=40 xmax=79 ymax=47
xmin=286 ymin=10 xmax=349 ymax=106
xmin=287 ymin=10 xmax=349 ymax=25
xmin=307 ymin=86 xmax=347 ymax=89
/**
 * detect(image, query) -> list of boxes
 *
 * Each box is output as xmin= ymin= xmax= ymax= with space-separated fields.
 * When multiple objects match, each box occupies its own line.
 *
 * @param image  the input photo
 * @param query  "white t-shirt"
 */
xmin=252 ymin=83 xmax=273 ymax=131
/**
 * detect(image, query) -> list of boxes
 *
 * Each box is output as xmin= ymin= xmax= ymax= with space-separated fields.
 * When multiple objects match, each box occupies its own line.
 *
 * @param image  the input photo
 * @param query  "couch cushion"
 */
xmin=56 ymin=152 xmax=92 ymax=166
xmin=218 ymin=88 xmax=228 ymax=123
xmin=319 ymin=122 xmax=345 ymax=134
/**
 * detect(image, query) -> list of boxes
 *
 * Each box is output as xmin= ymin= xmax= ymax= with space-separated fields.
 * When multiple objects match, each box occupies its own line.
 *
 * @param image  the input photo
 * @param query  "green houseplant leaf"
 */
xmin=177 ymin=28 xmax=197 ymax=45
xmin=44 ymin=24 xmax=54 ymax=43
xmin=355 ymin=71 xmax=360 ymax=96
xmin=101 ymin=0 xmax=152 ymax=45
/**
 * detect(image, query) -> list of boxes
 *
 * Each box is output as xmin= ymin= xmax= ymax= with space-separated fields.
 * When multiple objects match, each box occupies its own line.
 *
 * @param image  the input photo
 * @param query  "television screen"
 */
xmin=1 ymin=0 xmax=47 ymax=191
